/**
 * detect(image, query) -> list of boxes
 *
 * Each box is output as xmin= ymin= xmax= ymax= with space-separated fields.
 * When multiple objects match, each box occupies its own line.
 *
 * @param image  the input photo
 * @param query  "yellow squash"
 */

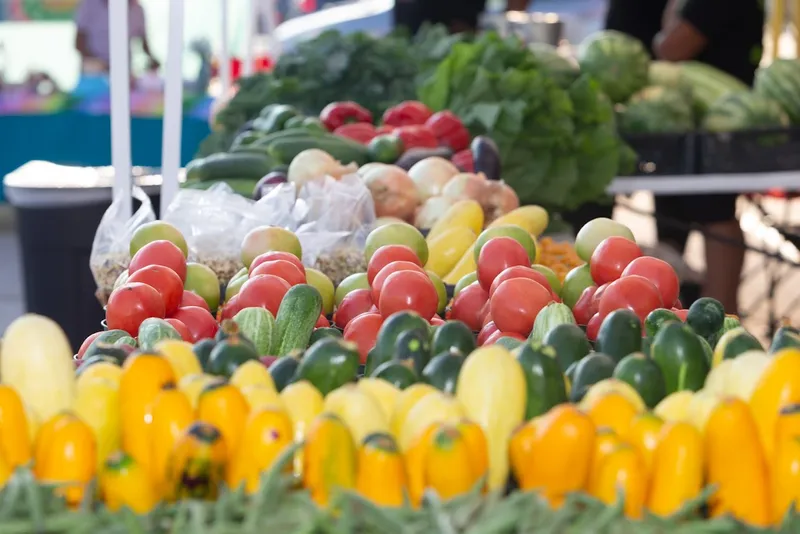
xmin=227 ymin=407 xmax=294 ymax=495
xmin=456 ymin=345 xmax=526 ymax=491
xmin=405 ymin=423 xmax=438 ymax=507
xmin=72 ymin=377 xmax=120 ymax=472
xmin=770 ymin=404 xmax=800 ymax=523
xmin=584 ymin=391 xmax=642 ymax=437
xmin=196 ymin=381 xmax=249 ymax=457
xmin=100 ymin=451 xmax=158 ymax=514
xmin=705 ymin=397 xmax=770 ymax=527
xmin=0 ymin=384 xmax=32 ymax=468
xmin=154 ymin=340 xmax=202 ymax=380
xmin=230 ymin=360 xmax=276 ymax=392
xmin=488 ymin=205 xmax=549 ymax=236
xmin=425 ymin=227 xmax=477 ymax=278
xmin=35 ymin=412 xmax=96 ymax=507
xmin=76 ymin=361 xmax=122 ymax=389
xmin=685 ymin=389 xmax=722 ymax=433
xmin=527 ymin=404 xmax=595 ymax=506
xmin=424 ymin=424 xmax=476 ymax=501
xmin=0 ymin=447 xmax=11 ymax=489
xmin=654 ymin=390 xmax=694 ymax=422
xmin=240 ymin=385 xmax=284 ymax=411
xmin=178 ymin=373 xmax=218 ymax=409
xmin=119 ymin=353 xmax=177 ymax=468
xmin=750 ymin=348 xmax=800 ymax=459
xmin=427 ymin=199 xmax=484 ymax=241
xmin=149 ymin=385 xmax=195 ymax=496
xmin=399 ymin=391 xmax=464 ymax=452
xmin=356 ymin=432 xmax=407 ymax=507
xmin=302 ymin=413 xmax=357 ymax=507
xmin=624 ymin=412 xmax=663 ymax=479
xmin=580 ymin=379 xmax=646 ymax=413
xmin=0 ymin=314 xmax=76 ymax=425
xmin=442 ymin=249 xmax=477 ymax=285
xmin=281 ymin=380 xmax=324 ymax=477
xmin=357 ymin=378 xmax=400 ymax=421
xmin=586 ymin=428 xmax=624 ymax=496
xmin=593 ymin=444 xmax=647 ymax=519
xmin=647 ymin=421 xmax=703 ymax=517
xmin=323 ymin=384 xmax=390 ymax=444
xmin=509 ymin=418 xmax=539 ymax=491
xmin=165 ymin=421 xmax=228 ymax=501
xmin=390 ymin=383 xmax=437 ymax=442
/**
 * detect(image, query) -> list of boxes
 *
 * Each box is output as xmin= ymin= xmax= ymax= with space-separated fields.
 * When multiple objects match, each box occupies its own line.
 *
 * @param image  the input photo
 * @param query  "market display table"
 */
xmin=608 ymin=171 xmax=800 ymax=195
xmin=0 ymin=111 xmax=211 ymax=202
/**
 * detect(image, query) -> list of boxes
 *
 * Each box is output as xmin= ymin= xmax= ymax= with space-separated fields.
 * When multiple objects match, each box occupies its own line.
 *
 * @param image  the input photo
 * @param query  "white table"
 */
xmin=608 ymin=171 xmax=800 ymax=195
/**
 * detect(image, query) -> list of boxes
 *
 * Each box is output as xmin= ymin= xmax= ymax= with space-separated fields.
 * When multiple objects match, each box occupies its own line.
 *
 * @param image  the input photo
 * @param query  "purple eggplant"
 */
xmin=471 ymin=136 xmax=501 ymax=181
xmin=252 ymin=171 xmax=288 ymax=200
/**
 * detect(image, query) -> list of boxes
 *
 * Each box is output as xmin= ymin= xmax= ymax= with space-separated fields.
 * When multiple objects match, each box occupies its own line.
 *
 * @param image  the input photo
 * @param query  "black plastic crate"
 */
xmin=621 ymin=132 xmax=696 ymax=176
xmin=698 ymin=126 xmax=800 ymax=174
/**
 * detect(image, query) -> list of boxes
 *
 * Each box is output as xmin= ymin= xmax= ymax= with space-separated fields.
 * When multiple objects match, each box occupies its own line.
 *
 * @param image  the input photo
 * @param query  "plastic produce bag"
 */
xmin=90 ymin=186 xmax=156 ymax=305
xmin=163 ymin=181 xmax=298 ymax=285
xmin=296 ymin=174 xmax=376 ymax=285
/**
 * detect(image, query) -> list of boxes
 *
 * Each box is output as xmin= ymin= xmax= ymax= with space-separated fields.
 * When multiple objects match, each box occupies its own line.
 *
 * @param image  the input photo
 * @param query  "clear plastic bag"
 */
xmin=90 ymin=186 xmax=156 ymax=304
xmin=163 ymin=182 xmax=298 ymax=285
xmin=296 ymin=174 xmax=375 ymax=285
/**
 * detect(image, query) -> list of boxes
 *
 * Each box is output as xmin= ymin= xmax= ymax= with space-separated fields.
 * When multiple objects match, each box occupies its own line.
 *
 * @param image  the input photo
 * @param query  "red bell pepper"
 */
xmin=382 ymin=101 xmax=433 ymax=127
xmin=320 ymin=101 xmax=373 ymax=131
xmin=333 ymin=123 xmax=377 ymax=145
xmin=426 ymin=111 xmax=470 ymax=152
xmin=393 ymin=125 xmax=438 ymax=150
xmin=375 ymin=124 xmax=395 ymax=135
xmin=451 ymin=149 xmax=474 ymax=173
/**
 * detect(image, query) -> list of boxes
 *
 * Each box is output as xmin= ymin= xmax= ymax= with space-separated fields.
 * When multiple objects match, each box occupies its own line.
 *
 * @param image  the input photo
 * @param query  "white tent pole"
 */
xmin=160 ymin=0 xmax=185 ymax=216
xmin=243 ymin=0 xmax=255 ymax=76
xmin=109 ymin=0 xmax=131 ymax=219
xmin=262 ymin=0 xmax=282 ymax=61
xmin=220 ymin=0 xmax=230 ymax=96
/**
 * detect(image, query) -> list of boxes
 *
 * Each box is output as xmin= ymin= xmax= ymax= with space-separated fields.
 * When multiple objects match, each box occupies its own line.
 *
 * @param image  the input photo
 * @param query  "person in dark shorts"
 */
xmin=394 ymin=0 xmax=531 ymax=35
xmin=653 ymin=0 xmax=764 ymax=314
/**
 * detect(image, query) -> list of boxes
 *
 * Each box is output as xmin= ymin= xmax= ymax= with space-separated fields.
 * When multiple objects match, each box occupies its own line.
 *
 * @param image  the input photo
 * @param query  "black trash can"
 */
xmin=4 ymin=163 xmax=160 ymax=352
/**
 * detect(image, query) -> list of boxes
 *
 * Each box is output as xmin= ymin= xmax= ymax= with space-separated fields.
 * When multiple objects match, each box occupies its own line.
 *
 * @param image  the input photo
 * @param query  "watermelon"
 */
xmin=702 ymin=91 xmax=790 ymax=132
xmin=619 ymin=86 xmax=695 ymax=134
xmin=529 ymin=43 xmax=580 ymax=89
xmin=577 ymin=30 xmax=650 ymax=103
xmin=232 ymin=307 xmax=276 ymax=356
xmin=678 ymin=61 xmax=749 ymax=115
xmin=137 ymin=318 xmax=181 ymax=352
xmin=754 ymin=59 xmax=800 ymax=124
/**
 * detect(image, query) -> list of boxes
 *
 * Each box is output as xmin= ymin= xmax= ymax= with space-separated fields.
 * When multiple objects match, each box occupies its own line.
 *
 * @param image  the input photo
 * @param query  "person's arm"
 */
xmin=654 ymin=0 xmax=733 ymax=61
xmin=507 ymin=0 xmax=530 ymax=10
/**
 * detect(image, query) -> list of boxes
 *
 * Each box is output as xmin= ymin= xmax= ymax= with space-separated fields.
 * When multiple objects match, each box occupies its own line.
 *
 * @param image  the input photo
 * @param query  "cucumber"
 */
xmin=295 ymin=338 xmax=360 ymax=395
xmin=514 ymin=342 xmax=568 ymax=419
xmin=711 ymin=327 xmax=764 ymax=367
xmin=529 ymin=302 xmax=576 ymax=344
xmin=309 ymin=327 xmax=343 ymax=347
xmin=644 ymin=308 xmax=681 ymax=339
xmin=542 ymin=323 xmax=592 ymax=373
xmin=372 ymin=361 xmax=418 ymax=390
xmin=595 ymin=309 xmax=642 ymax=363
xmin=686 ymin=297 xmax=725 ymax=338
xmin=770 ymin=326 xmax=800 ymax=354
xmin=431 ymin=320 xmax=476 ymax=356
xmin=394 ymin=329 xmax=431 ymax=375
xmin=185 ymin=152 xmax=275 ymax=181
xmin=275 ymin=284 xmax=323 ymax=357
xmin=267 ymin=135 xmax=370 ymax=166
xmin=569 ymin=352 xmax=616 ymax=403
xmin=231 ymin=128 xmax=323 ymax=153
xmin=612 ymin=352 xmax=666 ymax=409
xmin=367 ymin=312 xmax=430 ymax=376
xmin=421 ymin=350 xmax=464 ymax=394
xmin=268 ymin=355 xmax=301 ymax=392
xmin=652 ymin=322 xmax=710 ymax=394
xmin=182 ymin=178 xmax=262 ymax=197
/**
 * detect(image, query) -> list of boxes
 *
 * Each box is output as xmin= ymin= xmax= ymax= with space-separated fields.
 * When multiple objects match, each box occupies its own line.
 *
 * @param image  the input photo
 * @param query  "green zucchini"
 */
xmin=269 ymin=355 xmax=301 ymax=392
xmin=569 ymin=352 xmax=616 ymax=403
xmin=542 ymin=323 xmax=592 ymax=373
xmin=367 ymin=312 xmax=430 ymax=376
xmin=295 ymin=338 xmax=360 ymax=395
xmin=612 ymin=352 xmax=666 ymax=409
xmin=644 ymin=308 xmax=681 ymax=339
xmin=652 ymin=322 xmax=710 ymax=394
xmin=309 ymin=327 xmax=343 ymax=347
xmin=514 ymin=342 xmax=568 ymax=419
xmin=686 ymin=297 xmax=726 ymax=338
xmin=595 ymin=309 xmax=642 ymax=363
xmin=431 ymin=320 xmax=476 ymax=356
xmin=372 ymin=360 xmax=418 ymax=390
xmin=185 ymin=152 xmax=275 ymax=181
xmin=267 ymin=135 xmax=370 ymax=166
xmin=421 ymin=350 xmax=464 ymax=394
xmin=193 ymin=339 xmax=216 ymax=371
xmin=275 ymin=284 xmax=323 ymax=356
xmin=394 ymin=329 xmax=431 ymax=375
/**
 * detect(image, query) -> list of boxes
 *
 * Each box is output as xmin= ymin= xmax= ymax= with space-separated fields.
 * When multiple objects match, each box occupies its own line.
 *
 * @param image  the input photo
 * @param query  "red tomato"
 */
xmin=586 ymin=313 xmax=603 ymax=341
xmin=572 ymin=285 xmax=598 ymax=325
xmin=477 ymin=321 xmax=499 ymax=345
xmin=450 ymin=282 xmax=490 ymax=332
xmin=250 ymin=260 xmax=306 ymax=287
xmin=477 ymin=237 xmax=531 ymax=291
xmin=170 ymin=306 xmax=219 ymax=342
xmin=489 ymin=265 xmax=558 ymax=300
xmin=218 ymin=294 xmax=241 ymax=321
xmin=484 ymin=330 xmax=526 ymax=345
xmin=482 ymin=310 xmax=494 ymax=328
xmin=236 ymin=274 xmax=291 ymax=317
xmin=590 ymin=237 xmax=643 ymax=286
xmin=127 ymin=264 xmax=184 ymax=316
xmin=490 ymin=278 xmax=553 ymax=336
xmin=367 ymin=245 xmax=421 ymax=285
xmin=315 ymin=315 xmax=330 ymax=328
xmin=249 ymin=251 xmax=305 ymax=276
xmin=672 ymin=308 xmax=689 ymax=321
xmin=673 ymin=298 xmax=683 ymax=309
xmin=106 ymin=282 xmax=165 ymax=336
xmin=334 ymin=289 xmax=374 ymax=329
xmin=598 ymin=275 xmax=663 ymax=323
xmin=378 ymin=270 xmax=439 ymax=320
xmin=429 ymin=316 xmax=445 ymax=326
xmin=371 ymin=261 xmax=427 ymax=304
xmin=343 ymin=312 xmax=384 ymax=364
xmin=621 ymin=256 xmax=680 ymax=310
xmin=181 ymin=291 xmax=210 ymax=312
xmin=165 ymin=318 xmax=193 ymax=342
xmin=128 ymin=240 xmax=187 ymax=281
xmin=78 ymin=332 xmax=103 ymax=358
xmin=260 ymin=356 xmax=278 ymax=368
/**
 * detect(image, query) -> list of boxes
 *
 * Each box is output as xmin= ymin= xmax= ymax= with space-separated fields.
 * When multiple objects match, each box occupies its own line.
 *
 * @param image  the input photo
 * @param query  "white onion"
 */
xmin=407 ymin=157 xmax=460 ymax=201
xmin=288 ymin=149 xmax=357 ymax=186
xmin=414 ymin=196 xmax=457 ymax=229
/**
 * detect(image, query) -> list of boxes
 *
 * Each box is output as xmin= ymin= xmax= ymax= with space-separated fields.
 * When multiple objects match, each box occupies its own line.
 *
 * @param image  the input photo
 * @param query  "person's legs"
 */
xmin=654 ymin=195 xmax=690 ymax=254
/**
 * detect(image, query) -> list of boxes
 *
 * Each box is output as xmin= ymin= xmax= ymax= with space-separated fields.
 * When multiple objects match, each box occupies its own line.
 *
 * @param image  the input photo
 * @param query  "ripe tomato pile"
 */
xmin=573 ymin=236 xmax=682 ymax=340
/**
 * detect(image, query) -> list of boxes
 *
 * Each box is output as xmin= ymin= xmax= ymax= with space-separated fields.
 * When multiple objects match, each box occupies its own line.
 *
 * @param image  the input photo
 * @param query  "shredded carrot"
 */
xmin=536 ymin=237 xmax=585 ymax=281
